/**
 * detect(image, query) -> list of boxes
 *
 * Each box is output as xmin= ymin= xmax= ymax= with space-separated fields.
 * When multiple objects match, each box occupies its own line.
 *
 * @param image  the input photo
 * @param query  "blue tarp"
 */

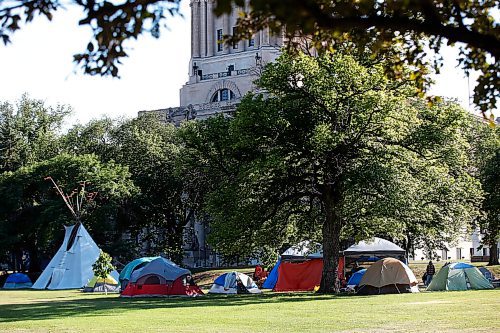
xmin=356 ymin=256 xmax=381 ymax=262
xmin=262 ymin=259 xmax=281 ymax=289
xmin=347 ymin=269 xmax=366 ymax=286
xmin=451 ymin=262 xmax=474 ymax=269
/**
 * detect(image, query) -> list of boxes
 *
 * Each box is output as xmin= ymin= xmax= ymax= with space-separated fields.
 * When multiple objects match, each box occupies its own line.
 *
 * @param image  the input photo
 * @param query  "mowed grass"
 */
xmin=0 ymin=289 xmax=498 ymax=332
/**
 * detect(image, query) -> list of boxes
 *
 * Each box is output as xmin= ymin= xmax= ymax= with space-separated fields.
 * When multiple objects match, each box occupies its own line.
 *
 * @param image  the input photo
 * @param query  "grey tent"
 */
xmin=129 ymin=257 xmax=190 ymax=282
xmin=344 ymin=237 xmax=406 ymax=262
xmin=121 ymin=257 xmax=204 ymax=297
xmin=280 ymin=241 xmax=323 ymax=261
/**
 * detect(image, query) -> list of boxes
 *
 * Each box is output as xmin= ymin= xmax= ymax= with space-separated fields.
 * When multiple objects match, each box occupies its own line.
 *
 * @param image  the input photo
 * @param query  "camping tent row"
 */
xmin=263 ymin=238 xmax=406 ymax=291
xmin=24 ymin=222 xmax=199 ymax=296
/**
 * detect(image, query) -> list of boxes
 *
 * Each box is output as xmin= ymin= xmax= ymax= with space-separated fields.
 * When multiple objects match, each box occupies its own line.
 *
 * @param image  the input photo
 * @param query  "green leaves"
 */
xmin=183 ymin=51 xmax=483 ymax=279
xmin=217 ymin=0 xmax=499 ymax=115
xmin=92 ymin=250 xmax=115 ymax=280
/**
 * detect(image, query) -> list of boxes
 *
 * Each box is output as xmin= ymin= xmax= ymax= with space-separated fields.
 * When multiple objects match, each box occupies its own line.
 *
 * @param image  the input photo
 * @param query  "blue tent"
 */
xmin=262 ymin=259 xmax=281 ymax=289
xmin=214 ymin=273 xmax=228 ymax=285
xmin=3 ymin=273 xmax=32 ymax=289
xmin=209 ymin=271 xmax=261 ymax=294
xmin=347 ymin=269 xmax=366 ymax=286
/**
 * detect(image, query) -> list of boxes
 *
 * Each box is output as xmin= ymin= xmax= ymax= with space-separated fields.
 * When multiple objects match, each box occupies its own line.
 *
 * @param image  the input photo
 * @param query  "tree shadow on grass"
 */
xmin=0 ymin=291 xmax=370 ymax=323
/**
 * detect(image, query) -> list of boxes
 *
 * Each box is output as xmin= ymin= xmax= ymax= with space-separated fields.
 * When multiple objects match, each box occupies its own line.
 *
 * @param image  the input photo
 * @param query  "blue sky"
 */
xmin=0 ymin=2 xmax=483 ymax=127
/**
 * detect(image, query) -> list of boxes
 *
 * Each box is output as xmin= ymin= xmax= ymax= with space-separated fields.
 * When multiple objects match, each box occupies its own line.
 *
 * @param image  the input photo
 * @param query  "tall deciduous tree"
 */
xmin=0 ymin=94 xmax=71 ymax=173
xmin=471 ymin=124 xmax=500 ymax=265
xmin=184 ymin=51 xmax=481 ymax=292
xmin=0 ymin=154 xmax=136 ymax=271
xmin=61 ymin=114 xmax=205 ymax=263
xmin=219 ymin=0 xmax=499 ymax=116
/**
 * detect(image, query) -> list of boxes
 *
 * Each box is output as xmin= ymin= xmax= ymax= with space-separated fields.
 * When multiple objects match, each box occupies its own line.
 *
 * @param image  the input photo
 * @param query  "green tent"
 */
xmin=427 ymin=262 xmax=493 ymax=291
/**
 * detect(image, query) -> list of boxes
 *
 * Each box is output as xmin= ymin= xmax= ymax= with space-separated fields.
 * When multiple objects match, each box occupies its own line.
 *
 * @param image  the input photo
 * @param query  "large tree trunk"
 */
xmin=487 ymin=241 xmax=499 ymax=266
xmin=318 ymin=190 xmax=343 ymax=293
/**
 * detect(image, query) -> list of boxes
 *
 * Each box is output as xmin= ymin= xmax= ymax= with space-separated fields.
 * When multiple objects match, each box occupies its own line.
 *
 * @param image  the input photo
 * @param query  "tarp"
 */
xmin=265 ymin=256 xmax=344 ymax=291
xmin=32 ymin=224 xmax=101 ymax=290
xmin=3 ymin=273 xmax=32 ymax=289
xmin=347 ymin=269 xmax=366 ymax=287
xmin=427 ymin=263 xmax=494 ymax=291
xmin=262 ymin=259 xmax=281 ymax=289
xmin=209 ymin=272 xmax=262 ymax=294
xmin=358 ymin=258 xmax=419 ymax=294
xmin=274 ymin=259 xmax=323 ymax=292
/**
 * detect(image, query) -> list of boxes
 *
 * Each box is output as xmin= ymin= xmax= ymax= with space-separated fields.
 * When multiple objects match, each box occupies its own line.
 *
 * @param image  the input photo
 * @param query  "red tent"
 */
xmin=121 ymin=257 xmax=203 ymax=297
xmin=121 ymin=276 xmax=203 ymax=297
xmin=273 ymin=258 xmax=344 ymax=292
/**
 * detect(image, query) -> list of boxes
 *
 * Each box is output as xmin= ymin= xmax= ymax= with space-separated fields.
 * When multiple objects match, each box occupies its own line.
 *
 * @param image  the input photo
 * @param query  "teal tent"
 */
xmin=119 ymin=257 xmax=160 ymax=290
xmin=427 ymin=262 xmax=493 ymax=291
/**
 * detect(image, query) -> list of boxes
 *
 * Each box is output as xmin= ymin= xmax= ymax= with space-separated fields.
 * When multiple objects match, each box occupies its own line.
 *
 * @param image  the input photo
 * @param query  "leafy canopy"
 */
xmin=1 ymin=0 xmax=498 ymax=114
xmin=182 ymin=51 xmax=482 ymax=292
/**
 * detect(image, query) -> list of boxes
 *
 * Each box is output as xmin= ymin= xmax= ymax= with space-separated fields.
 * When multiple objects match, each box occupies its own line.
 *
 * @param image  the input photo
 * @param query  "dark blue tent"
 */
xmin=262 ymin=259 xmax=281 ymax=289
xmin=347 ymin=269 xmax=366 ymax=287
xmin=3 ymin=273 xmax=32 ymax=289
xmin=214 ymin=273 xmax=228 ymax=285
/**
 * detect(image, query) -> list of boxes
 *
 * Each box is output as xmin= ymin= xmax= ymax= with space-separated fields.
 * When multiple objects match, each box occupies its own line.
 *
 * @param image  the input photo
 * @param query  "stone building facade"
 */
xmin=138 ymin=0 xmax=284 ymax=267
xmin=138 ymin=0 xmax=283 ymax=126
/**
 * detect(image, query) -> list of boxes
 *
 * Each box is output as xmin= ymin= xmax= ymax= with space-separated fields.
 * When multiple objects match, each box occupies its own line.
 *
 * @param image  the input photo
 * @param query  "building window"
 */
xmin=211 ymin=89 xmax=235 ymax=102
xmin=441 ymin=249 xmax=447 ymax=260
xmin=217 ymin=29 xmax=223 ymax=52
xmin=232 ymin=27 xmax=238 ymax=49
xmin=456 ymin=248 xmax=462 ymax=260
xmin=248 ymin=37 xmax=255 ymax=47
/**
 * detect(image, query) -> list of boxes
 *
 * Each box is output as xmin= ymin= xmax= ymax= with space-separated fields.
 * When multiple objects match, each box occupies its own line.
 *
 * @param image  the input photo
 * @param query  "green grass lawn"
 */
xmin=0 ymin=289 xmax=498 ymax=332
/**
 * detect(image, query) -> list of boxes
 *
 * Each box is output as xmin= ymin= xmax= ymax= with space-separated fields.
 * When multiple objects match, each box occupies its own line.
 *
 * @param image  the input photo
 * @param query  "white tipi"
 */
xmin=32 ymin=178 xmax=105 ymax=290
xmin=32 ymin=223 xmax=101 ymax=289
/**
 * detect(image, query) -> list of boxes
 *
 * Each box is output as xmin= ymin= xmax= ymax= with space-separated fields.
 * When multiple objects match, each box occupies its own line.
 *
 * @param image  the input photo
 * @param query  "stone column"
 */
xmin=207 ymin=0 xmax=214 ymax=56
xmin=200 ymin=0 xmax=207 ymax=57
xmin=192 ymin=0 xmax=201 ymax=58
xmin=254 ymin=30 xmax=260 ymax=49
xmin=262 ymin=27 xmax=270 ymax=45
